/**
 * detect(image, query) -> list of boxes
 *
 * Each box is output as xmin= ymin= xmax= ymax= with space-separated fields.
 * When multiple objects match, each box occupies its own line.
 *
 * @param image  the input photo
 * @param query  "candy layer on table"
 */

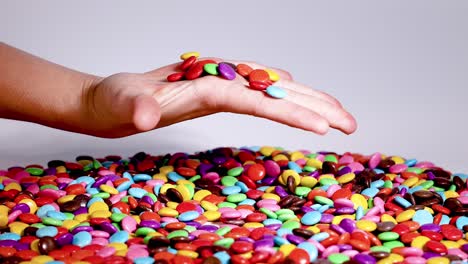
xmin=0 ymin=147 xmax=467 ymax=264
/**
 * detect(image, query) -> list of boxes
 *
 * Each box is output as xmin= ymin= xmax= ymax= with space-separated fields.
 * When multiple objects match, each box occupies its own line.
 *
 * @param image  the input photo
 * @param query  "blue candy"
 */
xmin=109 ymin=230 xmax=129 ymax=243
xmin=0 ymin=232 xmax=20 ymax=241
xmin=36 ymin=204 xmax=56 ymax=218
xmin=266 ymin=86 xmax=287 ymax=99
xmin=128 ymin=187 xmax=147 ymax=198
xmin=301 ymin=211 xmax=321 ymax=225
xmin=72 ymin=231 xmax=92 ymax=247
xmin=134 ymin=257 xmax=155 ymax=264
xmin=178 ymin=211 xmax=200 ymax=222
xmin=36 ymin=226 xmax=58 ymax=238
xmin=222 ymin=186 xmax=241 ymax=195
xmin=412 ymin=209 xmax=434 ymax=225
xmin=311 ymin=232 xmax=329 ymax=242
xmin=133 ymin=173 xmax=151 ymax=182
xmin=456 ymin=216 xmax=468 ymax=230
xmin=298 ymin=242 xmax=318 ymax=262
xmin=46 ymin=210 xmax=67 ymax=221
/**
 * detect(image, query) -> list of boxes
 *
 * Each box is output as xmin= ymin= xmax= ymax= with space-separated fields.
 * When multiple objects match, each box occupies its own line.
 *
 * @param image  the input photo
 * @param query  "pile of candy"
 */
xmin=166 ymin=52 xmax=287 ymax=99
xmin=0 ymin=147 xmax=467 ymax=264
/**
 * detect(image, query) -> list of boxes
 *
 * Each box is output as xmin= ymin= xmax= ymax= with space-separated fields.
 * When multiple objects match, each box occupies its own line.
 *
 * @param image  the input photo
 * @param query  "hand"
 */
xmin=83 ymin=58 xmax=357 ymax=138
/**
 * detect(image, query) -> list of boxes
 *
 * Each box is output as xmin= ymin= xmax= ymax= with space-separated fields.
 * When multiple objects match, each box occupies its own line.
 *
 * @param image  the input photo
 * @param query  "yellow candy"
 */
xmin=260 ymin=146 xmax=275 ymax=156
xmin=300 ymin=177 xmax=317 ymax=188
xmin=100 ymin=184 xmax=118 ymax=195
xmin=166 ymin=201 xmax=179 ymax=209
xmin=273 ymin=154 xmax=289 ymax=161
xmin=243 ymin=222 xmax=264 ymax=229
xmin=381 ymin=214 xmax=397 ymax=224
xmin=390 ymin=156 xmax=405 ymax=164
xmin=30 ymin=239 xmax=39 ymax=252
xmin=411 ymin=236 xmax=430 ymax=249
xmin=290 ymin=151 xmax=305 ymax=161
xmin=318 ymin=174 xmax=335 ymax=180
xmin=307 ymin=226 xmax=320 ymax=234
xmin=9 ymin=221 xmax=29 ymax=235
xmin=265 ymin=186 xmax=276 ymax=193
xmin=414 ymin=179 xmax=426 ymax=187
xmin=387 ymin=253 xmax=404 ymax=262
xmin=376 ymin=258 xmax=393 ymax=264
xmin=176 ymin=184 xmax=192 ymax=201
xmin=116 ymin=249 xmax=127 ymax=256
xmin=159 ymin=166 xmax=174 ymax=175
xmin=56 ymin=166 xmax=66 ymax=173
xmin=180 ymin=51 xmax=200 ymax=60
xmin=131 ymin=215 xmax=141 ymax=224
xmin=203 ymin=211 xmax=221 ymax=221
xmin=88 ymin=201 xmax=109 ymax=214
xmin=91 ymin=210 xmax=112 ymax=218
xmin=332 ymin=215 xmax=355 ymax=225
xmin=426 ymin=257 xmax=450 ymax=264
xmin=176 ymin=180 xmax=195 ymax=187
xmin=0 ymin=215 xmax=8 ymax=228
xmin=201 ymin=201 xmax=218 ymax=211
xmin=424 ymin=207 xmax=434 ymax=214
xmin=57 ymin=195 xmax=76 ymax=204
xmin=351 ymin=194 xmax=368 ymax=209
xmin=402 ymin=177 xmax=419 ymax=187
xmin=306 ymin=158 xmax=322 ymax=169
xmin=279 ymin=244 xmax=296 ymax=257
xmin=385 ymin=173 xmax=397 ymax=181
xmin=337 ymin=173 xmax=355 ymax=184
xmin=356 ymin=220 xmax=377 ymax=232
xmin=74 ymin=214 xmax=89 ymax=222
xmin=19 ymin=199 xmax=37 ymax=214
xmin=265 ymin=69 xmax=280 ymax=82
xmin=31 ymin=255 xmax=54 ymax=263
xmin=243 ymin=161 xmax=256 ymax=165
xmin=281 ymin=170 xmax=301 ymax=186
xmin=178 ymin=250 xmax=199 ymax=258
xmin=5 ymin=182 xmax=21 ymax=191
xmin=193 ymin=190 xmax=211 ymax=201
xmin=261 ymin=193 xmax=280 ymax=202
xmin=109 ymin=242 xmax=128 ymax=251
xmin=62 ymin=219 xmax=80 ymax=230
xmin=440 ymin=240 xmax=460 ymax=249
xmin=444 ymin=190 xmax=459 ymax=199
xmin=396 ymin=209 xmax=415 ymax=222
xmin=160 ymin=184 xmax=176 ymax=194
xmin=152 ymin=174 xmax=168 ymax=182
xmin=158 ymin=207 xmax=179 ymax=217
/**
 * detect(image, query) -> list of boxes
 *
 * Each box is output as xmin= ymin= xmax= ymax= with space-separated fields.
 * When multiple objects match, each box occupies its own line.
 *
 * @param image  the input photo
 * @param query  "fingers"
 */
xmin=275 ymin=79 xmax=342 ymax=108
xmin=281 ymin=87 xmax=357 ymax=134
xmin=206 ymin=79 xmax=330 ymax=134
xmin=132 ymin=94 xmax=161 ymax=132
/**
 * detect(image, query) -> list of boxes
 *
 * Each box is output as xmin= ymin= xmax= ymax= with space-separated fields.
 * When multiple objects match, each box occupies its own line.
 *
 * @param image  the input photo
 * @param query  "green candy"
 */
xmin=433 ymin=186 xmax=444 ymax=191
xmin=167 ymin=230 xmax=188 ymax=239
xmin=40 ymin=185 xmax=58 ymax=190
xmin=259 ymin=208 xmax=277 ymax=219
xmin=277 ymin=214 xmax=297 ymax=222
xmin=319 ymin=178 xmax=338 ymax=186
xmin=42 ymin=217 xmax=63 ymax=226
xmin=420 ymin=180 xmax=434 ymax=189
xmin=328 ymin=253 xmax=350 ymax=264
xmin=303 ymin=166 xmax=317 ymax=172
xmin=218 ymin=202 xmax=236 ymax=208
xmin=204 ymin=63 xmax=219 ymax=75
xmin=185 ymin=184 xmax=195 ymax=199
xmin=324 ymin=154 xmax=338 ymax=163
xmin=83 ymin=163 xmax=94 ymax=171
xmin=295 ymin=186 xmax=311 ymax=197
xmin=111 ymin=213 xmax=127 ymax=222
xmin=215 ymin=226 xmax=232 ymax=236
xmin=184 ymin=225 xmax=196 ymax=233
xmin=120 ymin=196 xmax=129 ymax=203
xmin=383 ymin=240 xmax=404 ymax=250
xmin=226 ymin=193 xmax=247 ymax=203
xmin=93 ymin=159 xmax=102 ymax=169
xmin=93 ymin=192 xmax=110 ymax=199
xmin=31 ymin=223 xmax=45 ymax=228
xmin=378 ymin=231 xmax=399 ymax=241
xmin=136 ymin=227 xmax=156 ymax=236
xmin=282 ymin=220 xmax=301 ymax=229
xmin=314 ymin=196 xmax=333 ymax=205
xmin=64 ymin=212 xmax=74 ymax=220
xmin=227 ymin=167 xmax=243 ymax=177
xmin=112 ymin=223 xmax=121 ymax=231
xmin=188 ymin=175 xmax=201 ymax=182
xmin=370 ymin=246 xmax=391 ymax=253
xmin=406 ymin=167 xmax=423 ymax=174
xmin=449 ymin=184 xmax=456 ymax=191
xmin=221 ymin=176 xmax=238 ymax=186
xmin=143 ymin=234 xmax=154 ymax=244
xmin=25 ymin=167 xmax=43 ymax=175
xmin=368 ymin=197 xmax=374 ymax=209
xmin=306 ymin=153 xmax=318 ymax=159
xmin=275 ymin=209 xmax=294 ymax=215
xmin=145 ymin=193 xmax=158 ymax=202
xmin=213 ymin=237 xmax=234 ymax=248
xmin=383 ymin=180 xmax=393 ymax=188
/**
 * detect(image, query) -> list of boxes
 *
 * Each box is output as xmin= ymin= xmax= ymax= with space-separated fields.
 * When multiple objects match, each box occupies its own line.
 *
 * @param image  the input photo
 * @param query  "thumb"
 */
xmin=132 ymin=94 xmax=161 ymax=132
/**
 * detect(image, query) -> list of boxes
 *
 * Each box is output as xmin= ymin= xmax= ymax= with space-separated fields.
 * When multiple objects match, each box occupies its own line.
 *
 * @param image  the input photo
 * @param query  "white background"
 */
xmin=1 ymin=1 xmax=467 ymax=172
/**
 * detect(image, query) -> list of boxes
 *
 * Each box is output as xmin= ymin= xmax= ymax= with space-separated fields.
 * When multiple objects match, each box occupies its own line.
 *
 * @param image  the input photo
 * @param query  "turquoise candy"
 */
xmin=456 ymin=216 xmax=468 ymax=230
xmin=393 ymin=196 xmax=412 ymax=208
xmin=222 ymin=186 xmax=241 ymax=195
xmin=301 ymin=211 xmax=322 ymax=225
xmin=36 ymin=226 xmax=58 ymax=238
xmin=266 ymin=86 xmax=287 ymax=99
xmin=133 ymin=174 xmax=152 ymax=182
xmin=311 ymin=232 xmax=329 ymax=242
xmin=214 ymin=251 xmax=231 ymax=264
xmin=109 ymin=230 xmax=129 ymax=243
xmin=46 ymin=210 xmax=67 ymax=221
xmin=128 ymin=187 xmax=147 ymax=198
xmin=412 ymin=209 xmax=433 ymax=225
xmin=0 ymin=232 xmax=20 ymax=241
xmin=36 ymin=204 xmax=56 ymax=218
xmin=134 ymin=257 xmax=156 ymax=264
xmin=178 ymin=211 xmax=200 ymax=222
xmin=72 ymin=231 xmax=92 ymax=247
xmin=298 ymin=242 xmax=318 ymax=262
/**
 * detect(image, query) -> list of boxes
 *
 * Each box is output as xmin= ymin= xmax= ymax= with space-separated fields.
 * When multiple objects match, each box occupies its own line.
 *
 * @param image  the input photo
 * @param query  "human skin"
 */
xmin=0 ymin=43 xmax=357 ymax=138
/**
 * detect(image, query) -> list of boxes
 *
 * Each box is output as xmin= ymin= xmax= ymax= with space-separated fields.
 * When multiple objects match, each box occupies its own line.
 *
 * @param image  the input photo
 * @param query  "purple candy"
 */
xmin=187 ymin=235 xmax=195 ymax=240
xmin=56 ymin=233 xmax=73 ymax=246
xmin=337 ymin=244 xmax=352 ymax=251
xmin=265 ymin=224 xmax=282 ymax=230
xmin=218 ymin=62 xmax=236 ymax=80
xmin=93 ymin=175 xmax=111 ymax=187
xmin=309 ymin=171 xmax=320 ymax=178
xmin=301 ymin=206 xmax=314 ymax=213
xmin=419 ymin=223 xmax=441 ymax=232
xmin=400 ymin=187 xmax=408 ymax=196
xmin=14 ymin=242 xmax=30 ymax=251
xmin=58 ymin=182 xmax=68 ymax=190
xmin=330 ymin=224 xmax=346 ymax=234
xmin=254 ymin=239 xmax=275 ymax=249
xmin=71 ymin=225 xmax=93 ymax=234
xmin=12 ymin=203 xmax=30 ymax=213
xmin=99 ymin=222 xmax=117 ymax=234
xmin=426 ymin=171 xmax=436 ymax=180
xmin=422 ymin=252 xmax=440 ymax=259
xmin=461 ymin=243 xmax=468 ymax=253
xmin=335 ymin=207 xmax=356 ymax=215
xmin=44 ymin=167 xmax=57 ymax=175
xmin=198 ymin=163 xmax=213 ymax=176
xmin=274 ymin=186 xmax=288 ymax=198
xmin=199 ymin=225 xmax=218 ymax=232
xmin=238 ymin=237 xmax=255 ymax=243
xmin=212 ymin=156 xmax=226 ymax=165
xmin=140 ymin=196 xmax=154 ymax=205
xmin=320 ymin=213 xmax=334 ymax=223
xmin=262 ymin=177 xmax=277 ymax=185
xmin=74 ymin=207 xmax=88 ymax=215
xmin=185 ymin=221 xmax=201 ymax=228
xmin=353 ymin=253 xmax=376 ymax=264
xmin=339 ymin=218 xmax=357 ymax=233
xmin=286 ymin=234 xmax=305 ymax=245
xmin=0 ymin=240 xmax=17 ymax=247
xmin=140 ymin=220 xmax=161 ymax=229
xmin=337 ymin=166 xmax=352 ymax=176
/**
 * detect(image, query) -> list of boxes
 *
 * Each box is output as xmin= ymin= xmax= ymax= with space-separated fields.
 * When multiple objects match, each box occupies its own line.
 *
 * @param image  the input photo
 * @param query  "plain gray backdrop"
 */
xmin=1 ymin=1 xmax=467 ymax=172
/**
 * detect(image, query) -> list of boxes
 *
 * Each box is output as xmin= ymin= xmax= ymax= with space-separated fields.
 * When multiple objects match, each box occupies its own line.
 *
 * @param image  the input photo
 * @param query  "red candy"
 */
xmin=180 ymin=56 xmax=197 ymax=71
xmin=247 ymin=163 xmax=266 ymax=181
xmin=248 ymin=69 xmax=270 ymax=83
xmin=167 ymin=72 xmax=185 ymax=82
